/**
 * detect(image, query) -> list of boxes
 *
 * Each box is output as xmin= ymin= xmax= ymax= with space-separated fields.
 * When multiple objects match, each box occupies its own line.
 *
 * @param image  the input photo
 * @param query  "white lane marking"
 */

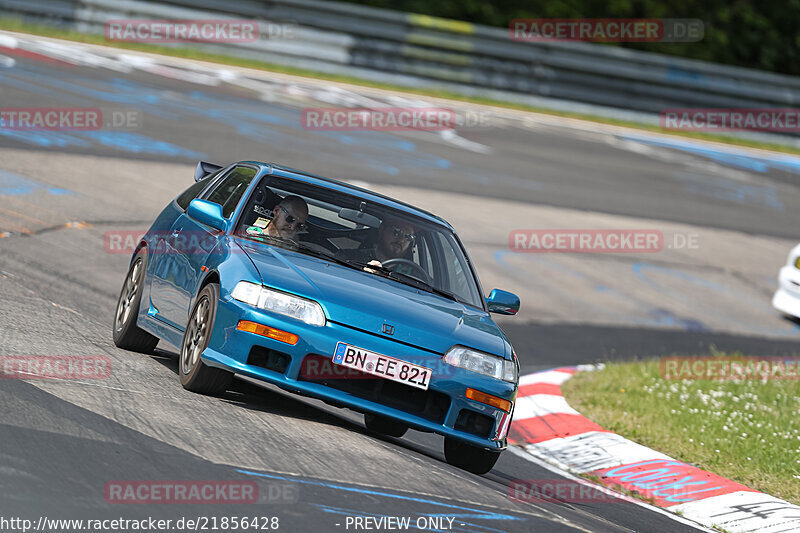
xmin=667 ymin=491 xmax=800 ymax=533
xmin=144 ymin=65 xmax=220 ymax=86
xmin=575 ymin=363 xmax=605 ymax=372
xmin=438 ymin=129 xmax=492 ymax=154
xmin=116 ymin=53 xmax=157 ymax=67
xmin=512 ymin=394 xmax=579 ymax=420
xmin=519 ymin=370 xmax=574 ymax=386
xmin=526 ymin=430 xmax=673 ymax=473
xmin=0 ymin=34 xmax=18 ymax=48
xmin=508 ymin=446 xmax=718 ymax=533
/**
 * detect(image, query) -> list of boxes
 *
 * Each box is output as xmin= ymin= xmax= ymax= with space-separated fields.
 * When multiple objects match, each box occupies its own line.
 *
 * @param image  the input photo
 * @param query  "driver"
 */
xmin=266 ymin=196 xmax=308 ymax=241
xmin=339 ymin=218 xmax=416 ymax=267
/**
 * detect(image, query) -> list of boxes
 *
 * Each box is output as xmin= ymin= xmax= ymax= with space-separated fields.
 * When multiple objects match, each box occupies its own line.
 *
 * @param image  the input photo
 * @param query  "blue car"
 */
xmin=113 ymin=161 xmax=520 ymax=474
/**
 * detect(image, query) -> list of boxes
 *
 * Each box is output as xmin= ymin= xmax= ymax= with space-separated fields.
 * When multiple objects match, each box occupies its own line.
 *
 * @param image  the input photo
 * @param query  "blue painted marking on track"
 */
xmin=0 ymin=69 xmax=94 ymax=105
xmin=620 ymin=133 xmax=800 ymax=175
xmin=0 ymin=169 xmax=75 ymax=196
xmin=237 ymin=469 xmax=522 ymax=532
xmin=0 ymin=65 xmax=482 ymax=176
xmin=0 ymin=128 xmax=204 ymax=158
xmin=492 ymin=250 xmax=718 ymax=332
xmin=633 ymin=262 xmax=725 ymax=292
xmin=492 ymin=250 xmax=529 ymax=282
xmin=76 ymin=131 xmax=205 ymax=158
xmin=157 ymin=89 xmax=459 ymax=174
xmin=0 ymin=129 xmax=92 ymax=148
xmin=647 ymin=308 xmax=710 ymax=332
xmin=672 ymin=172 xmax=783 ymax=211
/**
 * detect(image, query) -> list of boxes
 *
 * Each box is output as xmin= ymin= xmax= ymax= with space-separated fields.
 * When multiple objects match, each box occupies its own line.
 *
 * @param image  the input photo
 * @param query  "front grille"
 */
xmin=247 ymin=346 xmax=291 ymax=374
xmin=298 ymin=354 xmax=450 ymax=424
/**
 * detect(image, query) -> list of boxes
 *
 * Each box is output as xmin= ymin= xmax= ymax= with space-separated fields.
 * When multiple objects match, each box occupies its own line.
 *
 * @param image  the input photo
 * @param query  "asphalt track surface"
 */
xmin=1 ymin=33 xmax=799 ymax=532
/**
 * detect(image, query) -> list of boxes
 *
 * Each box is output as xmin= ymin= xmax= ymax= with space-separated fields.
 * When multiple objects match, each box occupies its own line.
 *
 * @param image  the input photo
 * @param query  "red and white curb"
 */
xmin=509 ymin=365 xmax=800 ymax=533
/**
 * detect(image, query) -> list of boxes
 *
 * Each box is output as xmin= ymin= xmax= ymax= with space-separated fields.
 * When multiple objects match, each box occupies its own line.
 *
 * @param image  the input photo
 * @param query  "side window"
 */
xmin=176 ymin=178 xmax=211 ymax=210
xmin=434 ymin=233 xmax=473 ymax=302
xmin=204 ymin=166 xmax=258 ymax=218
xmin=414 ymin=234 xmax=434 ymax=278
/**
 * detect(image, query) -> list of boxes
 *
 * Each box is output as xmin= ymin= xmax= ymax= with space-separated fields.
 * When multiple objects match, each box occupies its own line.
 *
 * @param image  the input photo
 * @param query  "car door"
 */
xmin=147 ymin=172 xmax=221 ymax=329
xmin=151 ymin=165 xmax=258 ymax=329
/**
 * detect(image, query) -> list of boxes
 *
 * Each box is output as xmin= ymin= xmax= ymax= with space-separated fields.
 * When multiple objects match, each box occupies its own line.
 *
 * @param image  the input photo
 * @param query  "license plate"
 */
xmin=332 ymin=342 xmax=432 ymax=390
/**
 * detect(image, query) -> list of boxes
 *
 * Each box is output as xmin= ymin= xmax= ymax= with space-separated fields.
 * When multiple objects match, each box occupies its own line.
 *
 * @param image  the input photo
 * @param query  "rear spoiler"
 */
xmin=194 ymin=161 xmax=223 ymax=182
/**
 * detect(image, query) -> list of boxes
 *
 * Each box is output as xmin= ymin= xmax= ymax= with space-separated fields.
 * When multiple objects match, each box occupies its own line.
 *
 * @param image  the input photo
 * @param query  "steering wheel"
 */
xmin=381 ymin=258 xmax=432 ymax=285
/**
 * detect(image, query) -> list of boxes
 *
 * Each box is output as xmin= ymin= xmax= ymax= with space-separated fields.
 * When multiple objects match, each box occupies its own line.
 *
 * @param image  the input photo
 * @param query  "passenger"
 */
xmin=266 ymin=196 xmax=308 ymax=241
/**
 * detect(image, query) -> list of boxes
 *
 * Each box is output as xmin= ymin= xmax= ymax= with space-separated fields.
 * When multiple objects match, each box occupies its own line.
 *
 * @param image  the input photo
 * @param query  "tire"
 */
xmin=179 ymin=283 xmax=233 ymax=396
xmin=443 ymin=437 xmax=501 ymax=475
xmin=113 ymin=249 xmax=159 ymax=353
xmin=364 ymin=413 xmax=408 ymax=438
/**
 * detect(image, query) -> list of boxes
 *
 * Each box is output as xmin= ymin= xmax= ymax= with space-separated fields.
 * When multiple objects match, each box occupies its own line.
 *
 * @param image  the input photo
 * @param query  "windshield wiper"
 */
xmin=399 ymin=276 xmax=462 ymax=303
xmin=292 ymin=243 xmax=365 ymax=270
xmin=354 ymin=264 xmax=462 ymax=303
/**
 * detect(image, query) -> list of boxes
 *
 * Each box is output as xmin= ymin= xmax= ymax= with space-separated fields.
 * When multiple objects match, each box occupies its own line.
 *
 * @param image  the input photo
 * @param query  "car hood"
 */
xmin=236 ymin=239 xmax=507 ymax=357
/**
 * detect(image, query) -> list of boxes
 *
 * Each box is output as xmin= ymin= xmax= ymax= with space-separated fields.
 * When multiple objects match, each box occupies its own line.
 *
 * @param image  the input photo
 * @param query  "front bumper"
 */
xmin=201 ymin=297 xmax=516 ymax=450
xmin=773 ymin=265 xmax=800 ymax=319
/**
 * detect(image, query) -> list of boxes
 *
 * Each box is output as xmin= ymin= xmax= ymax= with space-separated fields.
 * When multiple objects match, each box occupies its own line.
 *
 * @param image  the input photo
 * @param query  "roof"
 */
xmin=241 ymin=161 xmax=453 ymax=229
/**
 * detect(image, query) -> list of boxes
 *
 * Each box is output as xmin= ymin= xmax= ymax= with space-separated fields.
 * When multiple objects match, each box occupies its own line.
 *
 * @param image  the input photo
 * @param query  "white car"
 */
xmin=773 ymin=244 xmax=800 ymax=319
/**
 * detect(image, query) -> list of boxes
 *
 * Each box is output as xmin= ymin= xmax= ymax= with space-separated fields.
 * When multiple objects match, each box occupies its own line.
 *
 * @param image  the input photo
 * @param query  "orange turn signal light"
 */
xmin=466 ymin=388 xmax=512 ymax=413
xmin=237 ymin=320 xmax=299 ymax=345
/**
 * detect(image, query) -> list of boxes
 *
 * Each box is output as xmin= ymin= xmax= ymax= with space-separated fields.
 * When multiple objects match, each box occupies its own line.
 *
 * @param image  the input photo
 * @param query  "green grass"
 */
xmin=562 ymin=357 xmax=800 ymax=504
xmin=2 ymin=16 xmax=800 ymax=156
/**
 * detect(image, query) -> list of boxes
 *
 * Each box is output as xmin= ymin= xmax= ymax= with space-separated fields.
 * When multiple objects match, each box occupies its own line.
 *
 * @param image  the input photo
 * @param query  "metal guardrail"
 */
xmin=3 ymin=0 xmax=800 ymax=134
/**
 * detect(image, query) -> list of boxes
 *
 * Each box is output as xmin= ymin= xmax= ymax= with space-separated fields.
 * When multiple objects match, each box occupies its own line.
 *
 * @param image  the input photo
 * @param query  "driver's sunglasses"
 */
xmin=279 ymin=205 xmax=307 ymax=231
xmin=390 ymin=225 xmax=415 ymax=243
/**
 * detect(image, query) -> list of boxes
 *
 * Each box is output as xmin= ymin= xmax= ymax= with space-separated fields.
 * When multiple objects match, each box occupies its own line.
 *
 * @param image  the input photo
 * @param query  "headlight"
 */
xmin=231 ymin=281 xmax=325 ymax=326
xmin=795 ymin=256 xmax=800 ymax=269
xmin=444 ymin=346 xmax=517 ymax=383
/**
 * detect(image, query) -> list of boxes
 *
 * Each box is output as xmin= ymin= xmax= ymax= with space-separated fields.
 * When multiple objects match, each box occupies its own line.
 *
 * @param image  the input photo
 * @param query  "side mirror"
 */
xmin=487 ymin=289 xmax=520 ymax=315
xmin=187 ymin=199 xmax=227 ymax=232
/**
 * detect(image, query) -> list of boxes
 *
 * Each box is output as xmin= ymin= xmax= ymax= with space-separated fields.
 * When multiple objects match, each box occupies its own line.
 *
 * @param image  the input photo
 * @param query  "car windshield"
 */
xmin=234 ymin=175 xmax=484 ymax=309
